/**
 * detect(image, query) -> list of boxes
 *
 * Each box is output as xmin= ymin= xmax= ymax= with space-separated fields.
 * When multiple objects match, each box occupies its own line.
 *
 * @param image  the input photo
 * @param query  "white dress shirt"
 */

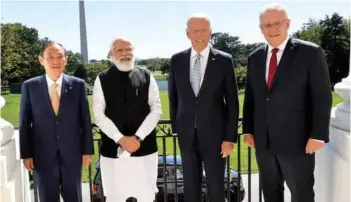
xmin=265 ymin=36 xmax=289 ymax=82
xmin=46 ymin=74 xmax=63 ymax=98
xmin=190 ymin=44 xmax=210 ymax=86
xmin=265 ymin=37 xmax=323 ymax=143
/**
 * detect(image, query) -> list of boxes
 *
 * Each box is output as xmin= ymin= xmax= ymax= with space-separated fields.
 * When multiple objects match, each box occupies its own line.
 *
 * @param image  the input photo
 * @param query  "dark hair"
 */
xmin=39 ymin=41 xmax=66 ymax=57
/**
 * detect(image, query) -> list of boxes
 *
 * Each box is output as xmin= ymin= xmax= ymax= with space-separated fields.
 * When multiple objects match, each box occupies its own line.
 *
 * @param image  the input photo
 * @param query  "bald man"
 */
xmin=93 ymin=37 xmax=162 ymax=202
xmin=168 ymin=14 xmax=239 ymax=202
xmin=243 ymin=4 xmax=332 ymax=202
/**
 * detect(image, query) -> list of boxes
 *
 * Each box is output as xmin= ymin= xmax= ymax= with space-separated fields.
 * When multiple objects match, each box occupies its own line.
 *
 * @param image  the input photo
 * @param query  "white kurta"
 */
xmin=92 ymin=69 xmax=162 ymax=202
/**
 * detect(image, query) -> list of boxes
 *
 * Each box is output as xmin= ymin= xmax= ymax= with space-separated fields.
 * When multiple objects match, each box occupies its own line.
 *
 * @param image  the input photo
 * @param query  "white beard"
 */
xmin=112 ymin=56 xmax=135 ymax=72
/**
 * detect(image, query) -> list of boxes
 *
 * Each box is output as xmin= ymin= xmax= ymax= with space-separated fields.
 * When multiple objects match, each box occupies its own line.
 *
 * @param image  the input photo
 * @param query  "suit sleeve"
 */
xmin=80 ymin=81 xmax=94 ymax=155
xmin=242 ymin=57 xmax=255 ymax=135
xmin=168 ymin=55 xmax=178 ymax=133
xmin=308 ymin=47 xmax=332 ymax=142
xmin=223 ymin=56 xmax=239 ymax=143
xmin=19 ymin=82 xmax=34 ymax=159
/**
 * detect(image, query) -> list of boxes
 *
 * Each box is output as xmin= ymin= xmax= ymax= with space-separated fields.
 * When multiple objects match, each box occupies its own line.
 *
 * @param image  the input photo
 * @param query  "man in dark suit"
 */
xmin=19 ymin=42 xmax=94 ymax=202
xmin=243 ymin=4 xmax=332 ymax=202
xmin=168 ymin=13 xmax=239 ymax=202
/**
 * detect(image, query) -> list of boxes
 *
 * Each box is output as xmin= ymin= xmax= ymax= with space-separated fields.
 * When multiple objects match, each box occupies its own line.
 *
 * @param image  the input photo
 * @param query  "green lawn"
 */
xmin=0 ymin=91 xmax=343 ymax=182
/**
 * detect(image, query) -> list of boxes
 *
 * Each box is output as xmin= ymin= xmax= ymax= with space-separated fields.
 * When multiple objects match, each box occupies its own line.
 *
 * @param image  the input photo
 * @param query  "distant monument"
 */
xmin=79 ymin=0 xmax=89 ymax=64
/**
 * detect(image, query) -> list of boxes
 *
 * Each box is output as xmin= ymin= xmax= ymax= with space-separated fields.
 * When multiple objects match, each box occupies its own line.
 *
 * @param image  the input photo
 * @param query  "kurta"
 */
xmin=92 ymin=67 xmax=162 ymax=202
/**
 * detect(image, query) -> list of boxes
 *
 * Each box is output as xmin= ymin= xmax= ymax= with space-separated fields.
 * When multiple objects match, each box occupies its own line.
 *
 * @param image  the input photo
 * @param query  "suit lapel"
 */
xmin=58 ymin=74 xmax=71 ymax=116
xmin=269 ymin=38 xmax=298 ymax=91
xmin=258 ymin=45 xmax=269 ymax=93
xmin=182 ymin=48 xmax=197 ymax=98
xmin=198 ymin=48 xmax=217 ymax=97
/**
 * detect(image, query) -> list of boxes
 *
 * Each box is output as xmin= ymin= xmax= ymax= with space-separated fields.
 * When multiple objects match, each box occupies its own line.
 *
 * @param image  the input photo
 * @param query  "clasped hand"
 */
xmin=119 ymin=136 xmax=141 ymax=153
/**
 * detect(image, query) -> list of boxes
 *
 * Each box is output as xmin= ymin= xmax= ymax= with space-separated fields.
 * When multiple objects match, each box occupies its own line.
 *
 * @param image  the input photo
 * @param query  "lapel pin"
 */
xmin=211 ymin=58 xmax=215 ymax=60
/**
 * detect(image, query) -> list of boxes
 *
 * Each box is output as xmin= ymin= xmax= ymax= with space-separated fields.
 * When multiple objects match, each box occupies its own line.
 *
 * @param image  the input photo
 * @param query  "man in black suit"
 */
xmin=168 ymin=13 xmax=239 ymax=202
xmin=243 ymin=4 xmax=332 ymax=202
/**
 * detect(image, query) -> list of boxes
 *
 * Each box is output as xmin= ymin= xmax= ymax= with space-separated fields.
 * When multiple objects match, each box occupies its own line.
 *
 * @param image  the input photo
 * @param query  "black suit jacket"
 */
xmin=243 ymin=38 xmax=332 ymax=156
xmin=19 ymin=74 xmax=94 ymax=167
xmin=168 ymin=47 xmax=239 ymax=152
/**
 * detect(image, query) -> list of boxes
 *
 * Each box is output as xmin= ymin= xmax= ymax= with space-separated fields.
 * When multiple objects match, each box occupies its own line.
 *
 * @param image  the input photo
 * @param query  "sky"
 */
xmin=1 ymin=0 xmax=350 ymax=60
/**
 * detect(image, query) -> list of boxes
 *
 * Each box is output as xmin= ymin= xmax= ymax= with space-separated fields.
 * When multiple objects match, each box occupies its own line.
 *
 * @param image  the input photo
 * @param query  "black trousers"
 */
xmin=256 ymin=149 xmax=315 ymax=202
xmin=181 ymin=130 xmax=226 ymax=202
xmin=35 ymin=150 xmax=82 ymax=202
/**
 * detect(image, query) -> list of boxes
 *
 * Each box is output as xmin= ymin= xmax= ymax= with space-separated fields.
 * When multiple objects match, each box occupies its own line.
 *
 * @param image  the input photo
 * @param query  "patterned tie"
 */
xmin=190 ymin=54 xmax=201 ymax=96
xmin=267 ymin=48 xmax=279 ymax=88
xmin=50 ymin=83 xmax=60 ymax=115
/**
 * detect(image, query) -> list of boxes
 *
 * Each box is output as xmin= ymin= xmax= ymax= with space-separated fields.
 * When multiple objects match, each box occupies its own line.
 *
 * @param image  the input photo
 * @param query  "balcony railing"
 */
xmin=31 ymin=118 xmax=263 ymax=202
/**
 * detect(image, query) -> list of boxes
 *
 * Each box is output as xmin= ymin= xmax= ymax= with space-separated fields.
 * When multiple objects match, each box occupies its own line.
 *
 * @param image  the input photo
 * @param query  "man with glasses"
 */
xmin=243 ymin=4 xmax=332 ymax=202
xmin=168 ymin=13 xmax=239 ymax=202
xmin=93 ymin=37 xmax=162 ymax=202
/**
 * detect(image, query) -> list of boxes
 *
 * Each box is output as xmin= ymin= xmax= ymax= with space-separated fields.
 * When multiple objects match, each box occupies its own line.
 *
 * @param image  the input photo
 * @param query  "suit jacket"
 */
xmin=243 ymin=38 xmax=332 ymax=156
xmin=19 ymin=74 xmax=94 ymax=167
xmin=168 ymin=47 xmax=239 ymax=152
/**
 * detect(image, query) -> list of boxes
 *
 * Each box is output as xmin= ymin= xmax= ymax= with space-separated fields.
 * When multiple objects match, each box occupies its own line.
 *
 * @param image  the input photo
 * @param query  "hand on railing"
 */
xmin=244 ymin=134 xmax=255 ymax=148
xmin=221 ymin=141 xmax=234 ymax=158
xmin=82 ymin=155 xmax=92 ymax=168
xmin=23 ymin=158 xmax=34 ymax=172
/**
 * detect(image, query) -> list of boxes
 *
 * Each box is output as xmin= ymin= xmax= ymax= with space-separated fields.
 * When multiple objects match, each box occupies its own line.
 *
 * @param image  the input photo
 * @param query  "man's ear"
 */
xmin=38 ymin=55 xmax=44 ymax=66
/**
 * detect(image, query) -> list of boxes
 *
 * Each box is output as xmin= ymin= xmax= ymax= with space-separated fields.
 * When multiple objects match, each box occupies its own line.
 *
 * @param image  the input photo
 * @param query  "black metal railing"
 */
xmin=30 ymin=118 xmax=263 ymax=202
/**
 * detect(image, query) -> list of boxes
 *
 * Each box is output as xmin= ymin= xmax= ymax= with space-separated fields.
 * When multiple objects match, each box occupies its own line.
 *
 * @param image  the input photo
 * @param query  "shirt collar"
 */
xmin=268 ymin=36 xmax=289 ymax=53
xmin=46 ymin=73 xmax=63 ymax=87
xmin=191 ymin=43 xmax=211 ymax=58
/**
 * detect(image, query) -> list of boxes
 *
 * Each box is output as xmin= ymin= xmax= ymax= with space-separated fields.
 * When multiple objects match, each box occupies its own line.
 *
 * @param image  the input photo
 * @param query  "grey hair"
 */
xmin=259 ymin=3 xmax=289 ymax=24
xmin=109 ymin=36 xmax=134 ymax=53
xmin=186 ymin=13 xmax=212 ymax=29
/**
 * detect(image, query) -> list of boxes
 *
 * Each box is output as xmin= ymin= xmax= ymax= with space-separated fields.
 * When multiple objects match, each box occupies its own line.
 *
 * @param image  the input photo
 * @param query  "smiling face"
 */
xmin=186 ymin=16 xmax=212 ymax=53
xmin=110 ymin=38 xmax=135 ymax=71
xmin=260 ymin=9 xmax=290 ymax=48
xmin=39 ymin=43 xmax=67 ymax=81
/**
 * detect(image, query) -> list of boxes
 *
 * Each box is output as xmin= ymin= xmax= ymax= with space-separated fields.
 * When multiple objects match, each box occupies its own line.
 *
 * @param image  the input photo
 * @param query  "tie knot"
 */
xmin=51 ymin=83 xmax=58 ymax=88
xmin=196 ymin=53 xmax=201 ymax=60
xmin=272 ymin=48 xmax=279 ymax=54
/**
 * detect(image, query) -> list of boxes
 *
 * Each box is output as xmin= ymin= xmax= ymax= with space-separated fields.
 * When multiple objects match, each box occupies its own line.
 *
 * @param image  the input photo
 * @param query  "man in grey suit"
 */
xmin=243 ymin=4 xmax=332 ymax=202
xmin=168 ymin=13 xmax=239 ymax=202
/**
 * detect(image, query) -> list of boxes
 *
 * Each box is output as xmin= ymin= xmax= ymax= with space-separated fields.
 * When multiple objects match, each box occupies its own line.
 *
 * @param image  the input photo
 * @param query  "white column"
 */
xmin=0 ymin=96 xmax=31 ymax=202
xmin=315 ymin=73 xmax=350 ymax=202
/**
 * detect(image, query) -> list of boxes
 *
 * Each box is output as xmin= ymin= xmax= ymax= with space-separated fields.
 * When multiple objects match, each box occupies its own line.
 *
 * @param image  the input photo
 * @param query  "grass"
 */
xmin=1 ymin=90 xmax=343 ymax=182
xmin=153 ymin=73 xmax=168 ymax=81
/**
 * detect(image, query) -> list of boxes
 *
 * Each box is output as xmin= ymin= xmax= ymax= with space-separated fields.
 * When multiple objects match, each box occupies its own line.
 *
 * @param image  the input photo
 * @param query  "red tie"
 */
xmin=267 ymin=48 xmax=279 ymax=88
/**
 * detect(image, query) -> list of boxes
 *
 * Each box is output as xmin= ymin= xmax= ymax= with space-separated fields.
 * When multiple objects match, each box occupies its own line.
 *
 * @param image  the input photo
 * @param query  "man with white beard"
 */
xmin=92 ymin=37 xmax=162 ymax=202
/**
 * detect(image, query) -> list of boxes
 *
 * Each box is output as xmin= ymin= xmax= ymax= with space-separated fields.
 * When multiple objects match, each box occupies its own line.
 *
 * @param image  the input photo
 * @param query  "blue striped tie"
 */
xmin=191 ymin=54 xmax=201 ymax=96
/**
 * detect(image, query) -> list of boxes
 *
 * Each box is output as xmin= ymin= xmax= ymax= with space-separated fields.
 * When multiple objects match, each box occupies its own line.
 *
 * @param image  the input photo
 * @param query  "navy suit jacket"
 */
xmin=243 ymin=38 xmax=332 ymax=156
xmin=168 ymin=47 xmax=239 ymax=152
xmin=19 ymin=74 xmax=94 ymax=167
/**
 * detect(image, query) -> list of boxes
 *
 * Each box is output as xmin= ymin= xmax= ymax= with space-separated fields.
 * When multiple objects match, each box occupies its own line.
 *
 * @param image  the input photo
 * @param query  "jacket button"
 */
xmin=266 ymin=98 xmax=270 ymax=101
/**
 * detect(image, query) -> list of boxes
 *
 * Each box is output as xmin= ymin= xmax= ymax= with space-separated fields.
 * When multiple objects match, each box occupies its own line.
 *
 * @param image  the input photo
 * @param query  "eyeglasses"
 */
xmin=260 ymin=19 xmax=288 ymax=29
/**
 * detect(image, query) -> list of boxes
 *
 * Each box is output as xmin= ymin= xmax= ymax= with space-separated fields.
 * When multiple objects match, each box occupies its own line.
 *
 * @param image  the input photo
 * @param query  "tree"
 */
xmin=293 ymin=13 xmax=350 ymax=87
xmin=320 ymin=13 xmax=350 ymax=86
xmin=65 ymin=51 xmax=83 ymax=75
xmin=1 ymin=23 xmax=43 ymax=85
xmin=73 ymin=63 xmax=87 ymax=81
xmin=293 ymin=19 xmax=322 ymax=45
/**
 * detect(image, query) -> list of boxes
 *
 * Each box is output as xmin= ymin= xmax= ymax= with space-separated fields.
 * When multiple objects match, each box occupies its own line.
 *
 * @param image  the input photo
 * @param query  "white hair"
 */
xmin=109 ymin=36 xmax=134 ymax=53
xmin=186 ymin=13 xmax=212 ymax=29
xmin=259 ymin=3 xmax=289 ymax=24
